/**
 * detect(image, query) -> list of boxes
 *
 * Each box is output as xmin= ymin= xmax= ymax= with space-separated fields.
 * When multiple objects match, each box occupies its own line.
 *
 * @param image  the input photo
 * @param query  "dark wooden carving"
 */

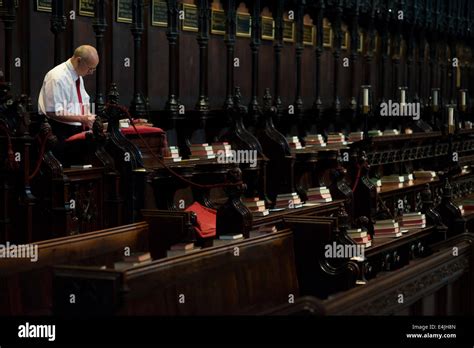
xmin=93 ymin=0 xmax=107 ymax=116
xmin=223 ymin=0 xmax=236 ymax=110
xmin=0 ymin=0 xmax=16 ymax=83
xmin=216 ymin=166 xmax=252 ymax=238
xmin=311 ymin=0 xmax=324 ymax=126
xmin=246 ymin=0 xmax=261 ymax=127
xmin=437 ymin=178 xmax=465 ymax=236
xmin=103 ymin=84 xmax=144 ymax=222
xmin=272 ymin=0 xmax=283 ymax=116
xmin=129 ymin=0 xmax=147 ymax=118
xmin=195 ymin=0 xmax=210 ymax=113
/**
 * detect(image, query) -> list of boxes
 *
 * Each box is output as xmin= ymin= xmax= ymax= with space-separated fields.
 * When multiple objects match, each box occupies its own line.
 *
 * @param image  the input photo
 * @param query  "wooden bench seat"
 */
xmin=0 ymin=222 xmax=149 ymax=315
xmin=53 ymin=229 xmax=299 ymax=315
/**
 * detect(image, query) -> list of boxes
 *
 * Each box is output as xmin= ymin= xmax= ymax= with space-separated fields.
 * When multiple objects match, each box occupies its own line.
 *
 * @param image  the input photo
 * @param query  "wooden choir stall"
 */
xmin=0 ymin=0 xmax=474 ymax=319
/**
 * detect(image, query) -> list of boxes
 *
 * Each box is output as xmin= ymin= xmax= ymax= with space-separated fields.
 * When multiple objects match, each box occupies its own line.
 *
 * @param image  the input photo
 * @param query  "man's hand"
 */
xmin=82 ymin=114 xmax=96 ymax=129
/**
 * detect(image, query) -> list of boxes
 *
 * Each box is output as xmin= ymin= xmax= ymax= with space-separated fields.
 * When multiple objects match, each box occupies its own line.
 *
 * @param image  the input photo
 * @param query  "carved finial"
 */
xmin=107 ymin=83 xmax=120 ymax=105
xmin=336 ymin=203 xmax=350 ymax=228
xmin=442 ymin=178 xmax=452 ymax=198
xmin=233 ymin=86 xmax=242 ymax=106
xmin=263 ymin=88 xmax=272 ymax=109
xmin=421 ymin=183 xmax=433 ymax=203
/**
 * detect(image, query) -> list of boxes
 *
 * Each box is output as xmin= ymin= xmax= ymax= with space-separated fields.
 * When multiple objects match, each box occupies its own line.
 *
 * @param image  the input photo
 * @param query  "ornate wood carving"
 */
xmin=129 ymin=0 xmax=147 ymax=118
xmin=93 ymin=0 xmax=108 ymax=117
xmin=165 ymin=0 xmax=180 ymax=117
xmin=104 ymin=84 xmax=143 ymax=223
xmin=50 ymin=0 xmax=66 ymax=66
xmin=247 ymin=0 xmax=261 ymax=126
xmin=195 ymin=0 xmax=210 ymax=113
xmin=312 ymin=0 xmax=324 ymax=125
xmin=216 ymin=166 xmax=252 ymax=238
xmin=0 ymin=0 xmax=16 ymax=82
xmin=256 ymin=88 xmax=293 ymax=203
xmin=223 ymin=0 xmax=236 ymax=110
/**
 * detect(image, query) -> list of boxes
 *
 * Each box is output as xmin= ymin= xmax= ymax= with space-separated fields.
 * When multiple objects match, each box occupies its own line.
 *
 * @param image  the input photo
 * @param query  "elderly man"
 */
xmin=38 ymin=45 xmax=98 ymax=155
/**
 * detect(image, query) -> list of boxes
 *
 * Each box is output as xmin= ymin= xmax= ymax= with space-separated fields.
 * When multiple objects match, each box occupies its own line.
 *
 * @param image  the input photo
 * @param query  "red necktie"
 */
xmin=76 ymin=78 xmax=86 ymax=130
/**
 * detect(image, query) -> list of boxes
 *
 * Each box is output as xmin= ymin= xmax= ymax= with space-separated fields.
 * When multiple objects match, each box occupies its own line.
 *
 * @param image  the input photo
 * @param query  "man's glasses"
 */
xmin=80 ymin=58 xmax=97 ymax=73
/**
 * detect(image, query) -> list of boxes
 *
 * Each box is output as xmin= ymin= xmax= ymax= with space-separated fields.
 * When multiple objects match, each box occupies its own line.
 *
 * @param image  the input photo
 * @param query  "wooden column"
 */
xmin=93 ymin=0 xmax=107 ymax=116
xmin=312 ymin=0 xmax=324 ymax=115
xmin=331 ymin=0 xmax=343 ymax=116
xmin=392 ymin=2 xmax=402 ymax=100
xmin=130 ymin=0 xmax=147 ymax=118
xmin=364 ymin=3 xmax=375 ymax=86
xmin=406 ymin=23 xmax=415 ymax=102
xmin=440 ymin=40 xmax=448 ymax=105
xmin=294 ymin=0 xmax=304 ymax=116
xmin=223 ymin=0 xmax=236 ymax=110
xmin=378 ymin=20 xmax=389 ymax=103
xmin=415 ymin=30 xmax=425 ymax=104
xmin=392 ymin=37 xmax=401 ymax=100
xmin=1 ymin=0 xmax=16 ymax=83
xmin=195 ymin=0 xmax=210 ymax=113
xmin=50 ymin=0 xmax=66 ymax=66
xmin=248 ymin=0 xmax=261 ymax=119
xmin=428 ymin=35 xmax=438 ymax=100
xmin=273 ymin=0 xmax=284 ymax=114
xmin=165 ymin=0 xmax=180 ymax=117
xmin=449 ymin=41 xmax=457 ymax=104
xmin=349 ymin=2 xmax=359 ymax=112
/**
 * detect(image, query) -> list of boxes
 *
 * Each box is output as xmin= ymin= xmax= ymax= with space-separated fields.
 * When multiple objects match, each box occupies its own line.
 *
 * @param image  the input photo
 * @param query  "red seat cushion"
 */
xmin=120 ymin=126 xmax=164 ymax=135
xmin=65 ymin=126 xmax=165 ymax=142
xmin=65 ymin=131 xmax=89 ymax=142
xmin=185 ymin=202 xmax=217 ymax=238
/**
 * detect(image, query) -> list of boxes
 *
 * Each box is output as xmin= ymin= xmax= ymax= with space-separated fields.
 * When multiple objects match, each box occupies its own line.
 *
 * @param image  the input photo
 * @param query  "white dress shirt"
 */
xmin=38 ymin=59 xmax=90 ymax=126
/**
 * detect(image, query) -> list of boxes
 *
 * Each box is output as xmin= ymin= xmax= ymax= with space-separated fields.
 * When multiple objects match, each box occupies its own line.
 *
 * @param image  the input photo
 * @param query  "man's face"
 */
xmin=77 ymin=56 xmax=99 ymax=76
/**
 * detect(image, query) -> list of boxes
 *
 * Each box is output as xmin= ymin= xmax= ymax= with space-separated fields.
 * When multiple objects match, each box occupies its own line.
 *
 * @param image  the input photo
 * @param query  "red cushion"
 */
xmin=185 ymin=202 xmax=217 ymax=238
xmin=120 ymin=126 xmax=164 ymax=135
xmin=65 ymin=126 xmax=165 ymax=142
xmin=66 ymin=131 xmax=89 ymax=142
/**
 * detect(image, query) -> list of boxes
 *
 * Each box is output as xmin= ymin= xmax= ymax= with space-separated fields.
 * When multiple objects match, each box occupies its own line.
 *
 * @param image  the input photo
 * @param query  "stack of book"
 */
xmin=163 ymin=146 xmax=182 ymax=163
xmin=219 ymin=234 xmax=244 ymax=241
xmin=132 ymin=118 xmax=153 ymax=127
xmin=460 ymin=199 xmax=474 ymax=213
xmin=304 ymin=134 xmax=326 ymax=146
xmin=114 ymin=252 xmax=152 ymax=270
xmin=305 ymin=186 xmax=333 ymax=203
xmin=287 ymin=136 xmax=303 ymax=150
xmin=166 ymin=242 xmax=201 ymax=257
xmin=374 ymin=219 xmax=402 ymax=238
xmin=381 ymin=175 xmax=405 ymax=186
xmin=413 ymin=170 xmax=437 ymax=179
xmin=275 ymin=192 xmax=303 ymax=209
xmin=190 ymin=143 xmax=216 ymax=159
xmin=212 ymin=142 xmax=233 ymax=159
xmin=347 ymin=131 xmax=364 ymax=142
xmin=119 ymin=118 xmax=130 ymax=128
xmin=250 ymin=225 xmax=278 ymax=237
xmin=327 ymin=133 xmax=346 ymax=145
xmin=242 ymin=197 xmax=269 ymax=217
xmin=399 ymin=212 xmax=426 ymax=229
xmin=403 ymin=173 xmax=414 ymax=182
xmin=257 ymin=225 xmax=277 ymax=233
xmin=346 ymin=228 xmax=372 ymax=248
xmin=368 ymin=130 xmax=383 ymax=137
xmin=369 ymin=177 xmax=382 ymax=187
xmin=70 ymin=164 xmax=93 ymax=169
xmin=383 ymin=129 xmax=400 ymax=136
